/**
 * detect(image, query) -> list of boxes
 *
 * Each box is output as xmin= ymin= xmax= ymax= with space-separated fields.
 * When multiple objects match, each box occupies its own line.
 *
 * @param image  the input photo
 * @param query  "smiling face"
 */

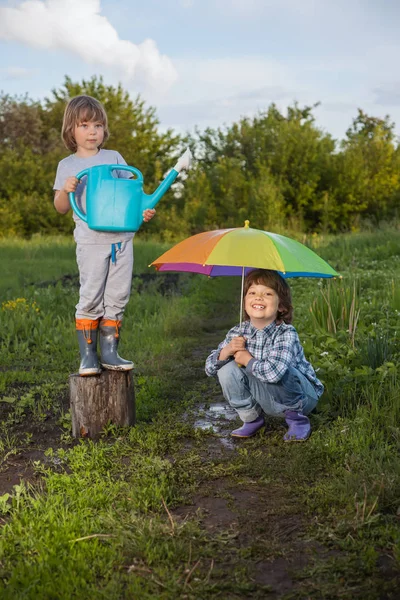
xmin=74 ymin=120 xmax=105 ymax=156
xmin=244 ymin=283 xmax=280 ymax=329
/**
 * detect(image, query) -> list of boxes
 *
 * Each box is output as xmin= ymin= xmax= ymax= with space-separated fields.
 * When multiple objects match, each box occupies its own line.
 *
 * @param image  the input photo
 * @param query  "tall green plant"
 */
xmin=310 ymin=279 xmax=360 ymax=346
xmin=390 ymin=279 xmax=400 ymax=311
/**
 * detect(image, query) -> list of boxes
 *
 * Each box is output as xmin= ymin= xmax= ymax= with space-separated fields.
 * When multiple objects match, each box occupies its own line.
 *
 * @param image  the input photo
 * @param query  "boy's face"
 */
xmin=245 ymin=283 xmax=280 ymax=329
xmin=74 ymin=120 xmax=105 ymax=155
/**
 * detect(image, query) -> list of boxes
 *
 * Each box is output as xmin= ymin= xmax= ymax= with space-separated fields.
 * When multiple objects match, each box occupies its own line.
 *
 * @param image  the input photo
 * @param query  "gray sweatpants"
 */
xmin=75 ymin=241 xmax=134 ymax=321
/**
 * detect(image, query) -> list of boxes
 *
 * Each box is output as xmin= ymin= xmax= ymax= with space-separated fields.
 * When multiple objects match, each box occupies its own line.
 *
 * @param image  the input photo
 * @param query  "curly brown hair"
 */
xmin=243 ymin=269 xmax=293 ymax=324
xmin=61 ymin=95 xmax=109 ymax=152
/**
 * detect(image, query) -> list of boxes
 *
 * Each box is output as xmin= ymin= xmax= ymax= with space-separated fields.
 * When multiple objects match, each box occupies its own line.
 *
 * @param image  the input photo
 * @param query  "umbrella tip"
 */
xmin=244 ymin=220 xmax=250 ymax=228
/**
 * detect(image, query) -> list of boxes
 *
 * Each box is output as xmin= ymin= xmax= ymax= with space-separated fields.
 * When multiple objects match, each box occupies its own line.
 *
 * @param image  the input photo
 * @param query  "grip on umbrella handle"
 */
xmin=234 ymin=334 xmax=246 ymax=368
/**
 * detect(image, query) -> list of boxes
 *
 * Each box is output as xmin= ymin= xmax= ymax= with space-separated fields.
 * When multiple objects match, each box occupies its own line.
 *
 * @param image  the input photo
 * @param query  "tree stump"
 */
xmin=69 ymin=370 xmax=135 ymax=439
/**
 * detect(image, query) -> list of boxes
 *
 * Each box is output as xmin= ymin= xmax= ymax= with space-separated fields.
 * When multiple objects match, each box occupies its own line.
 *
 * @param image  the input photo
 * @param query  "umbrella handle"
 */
xmin=239 ymin=266 xmax=245 ymax=327
xmin=237 ymin=266 xmax=245 ymax=368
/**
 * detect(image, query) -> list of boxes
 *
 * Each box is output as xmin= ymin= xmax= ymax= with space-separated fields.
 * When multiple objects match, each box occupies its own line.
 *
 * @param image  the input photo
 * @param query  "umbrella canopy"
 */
xmin=151 ymin=221 xmax=338 ymax=279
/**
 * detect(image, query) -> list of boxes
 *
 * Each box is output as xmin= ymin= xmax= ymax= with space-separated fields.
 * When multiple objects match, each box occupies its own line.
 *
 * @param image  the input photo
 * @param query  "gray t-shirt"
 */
xmin=54 ymin=149 xmax=136 ymax=244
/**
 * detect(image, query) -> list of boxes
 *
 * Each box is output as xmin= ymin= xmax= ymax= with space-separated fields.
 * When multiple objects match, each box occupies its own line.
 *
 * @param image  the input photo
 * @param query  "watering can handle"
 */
xmin=108 ymin=164 xmax=144 ymax=181
xmin=68 ymin=168 xmax=89 ymax=222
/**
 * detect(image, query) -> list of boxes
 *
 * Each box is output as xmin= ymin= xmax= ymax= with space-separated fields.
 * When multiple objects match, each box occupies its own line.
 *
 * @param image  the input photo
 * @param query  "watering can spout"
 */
xmin=144 ymin=148 xmax=193 ymax=210
xmin=173 ymin=148 xmax=192 ymax=172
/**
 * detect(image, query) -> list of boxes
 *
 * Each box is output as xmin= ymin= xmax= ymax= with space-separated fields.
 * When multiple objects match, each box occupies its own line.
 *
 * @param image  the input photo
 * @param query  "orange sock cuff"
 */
xmin=100 ymin=319 xmax=122 ymax=328
xmin=76 ymin=318 xmax=99 ymax=330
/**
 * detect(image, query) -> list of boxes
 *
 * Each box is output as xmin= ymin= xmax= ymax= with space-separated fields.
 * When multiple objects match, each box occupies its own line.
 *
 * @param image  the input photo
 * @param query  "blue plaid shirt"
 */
xmin=205 ymin=320 xmax=324 ymax=398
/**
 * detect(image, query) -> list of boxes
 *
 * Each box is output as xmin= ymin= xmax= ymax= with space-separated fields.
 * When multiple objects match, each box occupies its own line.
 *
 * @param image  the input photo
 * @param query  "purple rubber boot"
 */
xmin=231 ymin=415 xmax=265 ymax=438
xmin=283 ymin=411 xmax=311 ymax=442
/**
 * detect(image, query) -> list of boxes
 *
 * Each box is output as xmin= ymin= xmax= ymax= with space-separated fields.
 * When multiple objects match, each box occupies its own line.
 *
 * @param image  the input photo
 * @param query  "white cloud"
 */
xmin=154 ymin=52 xmax=386 ymax=139
xmin=215 ymin=0 xmax=320 ymax=17
xmin=170 ymin=56 xmax=292 ymax=102
xmin=1 ymin=0 xmax=399 ymax=141
xmin=1 ymin=66 xmax=35 ymax=80
xmin=0 ymin=0 xmax=178 ymax=92
xmin=156 ymin=56 xmax=295 ymax=131
xmin=373 ymin=84 xmax=400 ymax=107
xmin=158 ymin=87 xmax=290 ymax=132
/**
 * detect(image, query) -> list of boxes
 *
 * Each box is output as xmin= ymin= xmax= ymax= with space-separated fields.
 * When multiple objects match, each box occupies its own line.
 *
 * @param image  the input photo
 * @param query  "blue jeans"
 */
xmin=217 ymin=360 xmax=319 ymax=423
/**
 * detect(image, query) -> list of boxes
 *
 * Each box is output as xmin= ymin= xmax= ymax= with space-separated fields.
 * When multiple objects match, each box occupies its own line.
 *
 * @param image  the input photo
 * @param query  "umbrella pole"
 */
xmin=235 ymin=267 xmax=246 ymax=369
xmin=239 ymin=266 xmax=245 ymax=331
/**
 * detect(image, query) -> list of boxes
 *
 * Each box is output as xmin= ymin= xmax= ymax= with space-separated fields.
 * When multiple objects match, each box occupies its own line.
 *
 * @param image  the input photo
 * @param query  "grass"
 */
xmin=0 ymin=236 xmax=241 ymax=597
xmin=0 ymin=231 xmax=400 ymax=598
xmin=309 ymin=278 xmax=361 ymax=346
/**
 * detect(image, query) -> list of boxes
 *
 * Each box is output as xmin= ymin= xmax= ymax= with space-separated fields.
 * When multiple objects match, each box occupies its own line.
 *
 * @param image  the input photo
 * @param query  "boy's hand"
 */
xmin=234 ymin=349 xmax=253 ymax=367
xmin=219 ymin=336 xmax=245 ymax=361
xmin=228 ymin=336 xmax=246 ymax=354
xmin=143 ymin=208 xmax=156 ymax=222
xmin=63 ymin=176 xmax=78 ymax=194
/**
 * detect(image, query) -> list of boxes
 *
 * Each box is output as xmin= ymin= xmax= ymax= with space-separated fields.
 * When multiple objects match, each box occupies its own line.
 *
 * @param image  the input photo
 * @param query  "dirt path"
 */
xmin=171 ymin=329 xmax=320 ymax=599
xmin=1 ymin=323 xmax=399 ymax=598
xmin=169 ymin=328 xmax=400 ymax=599
xmin=0 ymin=400 xmax=69 ymax=498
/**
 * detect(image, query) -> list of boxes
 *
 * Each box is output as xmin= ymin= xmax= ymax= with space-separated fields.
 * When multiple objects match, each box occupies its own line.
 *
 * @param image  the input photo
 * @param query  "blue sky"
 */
xmin=1 ymin=0 xmax=400 ymax=141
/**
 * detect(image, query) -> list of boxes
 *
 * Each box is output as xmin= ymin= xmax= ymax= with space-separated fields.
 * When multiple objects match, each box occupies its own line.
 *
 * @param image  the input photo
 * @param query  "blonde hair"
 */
xmin=61 ymin=95 xmax=109 ymax=152
xmin=244 ymin=269 xmax=293 ymax=324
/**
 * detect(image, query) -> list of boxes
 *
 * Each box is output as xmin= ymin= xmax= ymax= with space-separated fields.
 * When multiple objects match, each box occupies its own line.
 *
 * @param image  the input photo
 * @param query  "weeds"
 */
xmin=310 ymin=278 xmax=360 ymax=346
xmin=390 ymin=278 xmax=400 ymax=311
xmin=1 ymin=233 xmax=400 ymax=597
xmin=358 ymin=332 xmax=395 ymax=369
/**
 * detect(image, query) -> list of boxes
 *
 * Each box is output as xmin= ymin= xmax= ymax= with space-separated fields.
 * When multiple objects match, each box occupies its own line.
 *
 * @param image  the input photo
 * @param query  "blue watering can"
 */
xmin=69 ymin=149 xmax=192 ymax=232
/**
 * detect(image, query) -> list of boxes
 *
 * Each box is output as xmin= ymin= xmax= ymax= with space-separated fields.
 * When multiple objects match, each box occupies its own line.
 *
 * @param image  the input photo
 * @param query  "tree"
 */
xmin=1 ymin=83 xmax=399 ymax=238
xmin=182 ymin=103 xmax=336 ymax=232
xmin=337 ymin=110 xmax=400 ymax=225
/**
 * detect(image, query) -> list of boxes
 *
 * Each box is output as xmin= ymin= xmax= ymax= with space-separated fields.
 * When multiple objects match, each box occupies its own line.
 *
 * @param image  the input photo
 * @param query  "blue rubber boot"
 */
xmin=76 ymin=320 xmax=101 ymax=376
xmin=99 ymin=319 xmax=134 ymax=371
xmin=283 ymin=411 xmax=311 ymax=442
xmin=231 ymin=415 xmax=264 ymax=438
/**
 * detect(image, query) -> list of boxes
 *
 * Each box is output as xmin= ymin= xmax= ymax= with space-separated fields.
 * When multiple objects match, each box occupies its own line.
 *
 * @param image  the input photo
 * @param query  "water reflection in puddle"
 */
xmin=193 ymin=402 xmax=238 ymax=449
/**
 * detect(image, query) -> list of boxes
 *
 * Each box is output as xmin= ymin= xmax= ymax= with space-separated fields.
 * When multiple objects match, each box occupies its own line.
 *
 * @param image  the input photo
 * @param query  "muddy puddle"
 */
xmin=192 ymin=402 xmax=238 ymax=449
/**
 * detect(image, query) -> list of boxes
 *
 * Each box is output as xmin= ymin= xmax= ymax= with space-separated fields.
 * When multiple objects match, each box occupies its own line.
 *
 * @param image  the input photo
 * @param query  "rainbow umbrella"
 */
xmin=151 ymin=221 xmax=338 ymax=323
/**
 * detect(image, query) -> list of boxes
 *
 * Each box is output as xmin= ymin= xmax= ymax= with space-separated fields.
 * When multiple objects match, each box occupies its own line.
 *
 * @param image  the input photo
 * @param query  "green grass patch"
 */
xmin=1 ymin=231 xmax=400 ymax=597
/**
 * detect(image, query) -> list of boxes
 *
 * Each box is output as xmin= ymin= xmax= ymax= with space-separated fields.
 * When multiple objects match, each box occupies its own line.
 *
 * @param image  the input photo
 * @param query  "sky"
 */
xmin=1 ymin=0 xmax=400 ymax=142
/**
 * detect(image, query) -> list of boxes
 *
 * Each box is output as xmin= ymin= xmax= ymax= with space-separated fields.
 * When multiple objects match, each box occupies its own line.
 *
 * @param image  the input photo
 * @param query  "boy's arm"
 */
xmin=54 ymin=190 xmax=71 ymax=214
xmin=54 ymin=176 xmax=78 ymax=214
xmin=245 ymin=328 xmax=296 ymax=383
xmin=205 ymin=328 xmax=243 ymax=376
xmin=205 ymin=345 xmax=230 ymax=377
